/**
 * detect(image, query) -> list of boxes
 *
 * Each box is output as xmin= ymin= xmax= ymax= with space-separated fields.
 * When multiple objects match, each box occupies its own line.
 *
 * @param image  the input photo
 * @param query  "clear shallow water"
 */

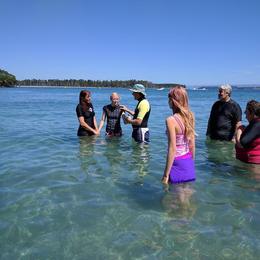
xmin=0 ymin=87 xmax=259 ymax=259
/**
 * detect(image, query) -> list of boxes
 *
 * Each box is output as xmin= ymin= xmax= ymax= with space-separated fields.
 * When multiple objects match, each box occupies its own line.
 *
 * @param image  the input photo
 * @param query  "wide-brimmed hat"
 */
xmin=129 ymin=84 xmax=146 ymax=96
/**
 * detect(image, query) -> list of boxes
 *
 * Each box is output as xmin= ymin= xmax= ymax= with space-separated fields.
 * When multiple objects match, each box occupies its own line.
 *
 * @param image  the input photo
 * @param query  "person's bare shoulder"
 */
xmin=166 ymin=115 xmax=175 ymax=126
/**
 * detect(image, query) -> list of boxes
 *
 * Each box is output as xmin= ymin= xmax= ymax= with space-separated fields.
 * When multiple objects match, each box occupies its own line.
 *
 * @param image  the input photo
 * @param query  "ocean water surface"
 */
xmin=0 ymin=87 xmax=259 ymax=259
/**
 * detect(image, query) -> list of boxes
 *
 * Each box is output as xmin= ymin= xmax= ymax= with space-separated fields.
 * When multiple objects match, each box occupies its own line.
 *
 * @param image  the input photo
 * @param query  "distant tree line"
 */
xmin=0 ymin=69 xmax=17 ymax=87
xmin=17 ymin=79 xmax=156 ymax=88
xmin=17 ymin=79 xmax=182 ymax=88
xmin=1 ymin=68 xmax=182 ymax=88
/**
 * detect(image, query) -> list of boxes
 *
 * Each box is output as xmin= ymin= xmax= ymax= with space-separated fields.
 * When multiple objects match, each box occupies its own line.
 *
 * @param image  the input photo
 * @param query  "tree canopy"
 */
xmin=0 ymin=69 xmax=17 ymax=87
xmin=1 ymin=68 xmax=182 ymax=88
xmin=17 ymin=79 xmax=156 ymax=88
xmin=17 ymin=79 xmax=181 ymax=88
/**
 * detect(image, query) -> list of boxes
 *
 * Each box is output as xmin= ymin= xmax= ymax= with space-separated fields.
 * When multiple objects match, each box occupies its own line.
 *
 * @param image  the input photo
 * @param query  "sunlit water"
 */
xmin=0 ymin=87 xmax=259 ymax=259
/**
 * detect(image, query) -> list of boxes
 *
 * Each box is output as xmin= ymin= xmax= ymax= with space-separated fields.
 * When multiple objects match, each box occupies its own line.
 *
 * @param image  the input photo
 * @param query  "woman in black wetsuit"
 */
xmin=76 ymin=90 xmax=99 ymax=136
xmin=98 ymin=92 xmax=123 ymax=136
xmin=235 ymin=100 xmax=260 ymax=164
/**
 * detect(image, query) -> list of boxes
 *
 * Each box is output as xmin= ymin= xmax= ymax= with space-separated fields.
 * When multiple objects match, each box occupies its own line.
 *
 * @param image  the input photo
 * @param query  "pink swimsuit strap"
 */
xmin=173 ymin=114 xmax=185 ymax=135
xmin=173 ymin=114 xmax=190 ymax=156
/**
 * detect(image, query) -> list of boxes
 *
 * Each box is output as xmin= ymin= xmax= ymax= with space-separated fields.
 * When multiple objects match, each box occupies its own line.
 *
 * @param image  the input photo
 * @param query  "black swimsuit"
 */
xmin=76 ymin=103 xmax=95 ymax=136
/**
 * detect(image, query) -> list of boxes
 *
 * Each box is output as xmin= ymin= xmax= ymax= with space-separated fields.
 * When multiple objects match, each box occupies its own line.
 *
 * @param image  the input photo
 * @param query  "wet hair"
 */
xmin=246 ymin=100 xmax=260 ymax=117
xmin=79 ymin=90 xmax=91 ymax=112
xmin=168 ymin=85 xmax=195 ymax=140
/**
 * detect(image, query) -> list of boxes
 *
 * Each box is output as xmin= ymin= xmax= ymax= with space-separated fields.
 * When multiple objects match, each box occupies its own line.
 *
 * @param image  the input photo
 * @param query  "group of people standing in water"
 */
xmin=206 ymin=84 xmax=260 ymax=164
xmin=76 ymin=84 xmax=260 ymax=186
xmin=76 ymin=84 xmax=151 ymax=143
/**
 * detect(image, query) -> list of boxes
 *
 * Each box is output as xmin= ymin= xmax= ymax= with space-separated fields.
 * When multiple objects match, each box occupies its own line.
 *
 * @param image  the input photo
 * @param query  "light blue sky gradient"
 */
xmin=1 ymin=0 xmax=260 ymax=85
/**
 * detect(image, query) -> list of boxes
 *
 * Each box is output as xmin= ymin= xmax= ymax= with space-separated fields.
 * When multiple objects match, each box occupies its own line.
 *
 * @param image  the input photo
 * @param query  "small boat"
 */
xmin=156 ymin=87 xmax=165 ymax=90
xmin=193 ymin=87 xmax=207 ymax=91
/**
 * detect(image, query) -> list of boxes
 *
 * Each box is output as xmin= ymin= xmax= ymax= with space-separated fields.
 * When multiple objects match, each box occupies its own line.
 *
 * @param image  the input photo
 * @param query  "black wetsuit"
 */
xmin=76 ymin=103 xmax=95 ymax=136
xmin=240 ymin=119 xmax=260 ymax=148
xmin=103 ymin=104 xmax=122 ymax=135
xmin=207 ymin=99 xmax=242 ymax=141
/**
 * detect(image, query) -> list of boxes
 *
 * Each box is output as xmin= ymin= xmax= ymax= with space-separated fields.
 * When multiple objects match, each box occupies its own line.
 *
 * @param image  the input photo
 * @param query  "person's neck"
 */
xmin=221 ymin=97 xmax=231 ymax=102
xmin=137 ymin=97 xmax=144 ymax=102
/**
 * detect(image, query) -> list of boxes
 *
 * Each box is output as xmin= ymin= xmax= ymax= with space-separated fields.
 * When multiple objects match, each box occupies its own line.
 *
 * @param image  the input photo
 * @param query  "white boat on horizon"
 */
xmin=192 ymin=87 xmax=207 ymax=91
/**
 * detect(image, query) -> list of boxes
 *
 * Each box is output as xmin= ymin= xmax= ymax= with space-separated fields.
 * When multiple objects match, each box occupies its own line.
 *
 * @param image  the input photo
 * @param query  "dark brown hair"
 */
xmin=79 ymin=90 xmax=91 ymax=112
xmin=246 ymin=100 xmax=257 ymax=115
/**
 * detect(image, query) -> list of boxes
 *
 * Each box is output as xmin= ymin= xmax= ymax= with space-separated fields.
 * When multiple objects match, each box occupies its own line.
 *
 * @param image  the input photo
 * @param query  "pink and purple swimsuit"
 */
xmin=168 ymin=115 xmax=196 ymax=184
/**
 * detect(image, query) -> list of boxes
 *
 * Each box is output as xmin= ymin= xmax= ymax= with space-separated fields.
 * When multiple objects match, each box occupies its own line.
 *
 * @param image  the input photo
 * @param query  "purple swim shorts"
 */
xmin=169 ymin=152 xmax=196 ymax=184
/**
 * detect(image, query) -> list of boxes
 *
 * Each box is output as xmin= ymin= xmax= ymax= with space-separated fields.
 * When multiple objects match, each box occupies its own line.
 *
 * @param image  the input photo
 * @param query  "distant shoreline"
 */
xmin=2 ymin=85 xmax=259 ymax=90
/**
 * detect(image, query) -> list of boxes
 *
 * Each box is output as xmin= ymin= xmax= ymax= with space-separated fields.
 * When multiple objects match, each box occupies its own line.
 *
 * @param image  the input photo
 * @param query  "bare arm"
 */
xmin=125 ymin=117 xmax=142 ymax=126
xmin=98 ymin=111 xmax=106 ymax=132
xmin=93 ymin=116 xmax=99 ymax=134
xmin=232 ymin=121 xmax=242 ymax=142
xmin=189 ymin=135 xmax=196 ymax=160
xmin=235 ymin=126 xmax=244 ymax=148
xmin=162 ymin=117 xmax=176 ymax=184
xmin=120 ymin=105 xmax=135 ymax=116
xmin=78 ymin=116 xmax=99 ymax=135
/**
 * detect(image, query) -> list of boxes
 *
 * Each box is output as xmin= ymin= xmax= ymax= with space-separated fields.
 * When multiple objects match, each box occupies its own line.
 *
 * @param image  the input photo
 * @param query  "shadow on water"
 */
xmin=115 ymin=142 xmax=197 ymax=220
xmin=116 ymin=180 xmax=197 ymax=222
xmin=115 ymin=142 xmax=164 ymax=210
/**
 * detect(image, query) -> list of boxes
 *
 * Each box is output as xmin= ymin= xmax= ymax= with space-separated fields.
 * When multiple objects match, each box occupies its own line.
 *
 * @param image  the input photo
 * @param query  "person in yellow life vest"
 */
xmin=120 ymin=84 xmax=151 ymax=143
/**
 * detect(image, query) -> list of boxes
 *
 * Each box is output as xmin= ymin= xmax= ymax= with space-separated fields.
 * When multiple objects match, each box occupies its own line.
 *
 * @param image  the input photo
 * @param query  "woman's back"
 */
xmin=173 ymin=114 xmax=190 ymax=157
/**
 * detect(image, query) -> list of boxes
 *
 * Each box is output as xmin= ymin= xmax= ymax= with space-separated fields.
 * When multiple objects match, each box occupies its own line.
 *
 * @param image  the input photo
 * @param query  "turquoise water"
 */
xmin=0 ymin=87 xmax=259 ymax=259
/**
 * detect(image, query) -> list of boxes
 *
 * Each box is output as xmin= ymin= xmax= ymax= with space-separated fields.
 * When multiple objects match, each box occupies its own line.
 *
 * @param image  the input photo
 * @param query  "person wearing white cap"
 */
xmin=120 ymin=84 xmax=151 ymax=143
xmin=206 ymin=84 xmax=242 ymax=141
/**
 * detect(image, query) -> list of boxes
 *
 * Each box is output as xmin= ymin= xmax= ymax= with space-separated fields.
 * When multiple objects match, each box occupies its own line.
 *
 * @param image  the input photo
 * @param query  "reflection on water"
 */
xmin=78 ymin=136 xmax=98 ymax=175
xmin=206 ymin=139 xmax=235 ymax=165
xmin=235 ymin=163 xmax=260 ymax=182
xmin=79 ymin=136 xmax=97 ymax=156
xmin=78 ymin=136 xmax=151 ymax=185
xmin=130 ymin=142 xmax=150 ymax=185
xmin=1 ymin=87 xmax=260 ymax=259
xmin=102 ymin=137 xmax=124 ymax=179
xmin=206 ymin=139 xmax=260 ymax=181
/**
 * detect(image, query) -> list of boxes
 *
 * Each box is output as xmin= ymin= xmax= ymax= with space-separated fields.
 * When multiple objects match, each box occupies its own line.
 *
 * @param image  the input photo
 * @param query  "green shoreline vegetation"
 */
xmin=2 ymin=68 xmax=259 ymax=89
xmin=17 ymin=79 xmax=178 ymax=88
xmin=0 ymin=68 xmax=180 ymax=88
xmin=0 ymin=69 xmax=17 ymax=87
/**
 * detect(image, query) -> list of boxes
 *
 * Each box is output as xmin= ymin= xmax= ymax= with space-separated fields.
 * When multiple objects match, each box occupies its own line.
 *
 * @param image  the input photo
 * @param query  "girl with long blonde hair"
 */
xmin=162 ymin=86 xmax=196 ymax=184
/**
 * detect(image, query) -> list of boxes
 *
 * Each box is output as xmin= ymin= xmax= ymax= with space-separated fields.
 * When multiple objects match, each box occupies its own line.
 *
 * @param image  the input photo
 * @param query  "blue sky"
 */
xmin=1 ymin=0 xmax=260 ymax=85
